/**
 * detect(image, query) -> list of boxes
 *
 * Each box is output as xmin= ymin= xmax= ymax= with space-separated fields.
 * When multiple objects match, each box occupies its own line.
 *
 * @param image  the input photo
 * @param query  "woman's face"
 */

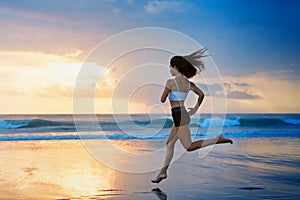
xmin=169 ymin=66 xmax=178 ymax=76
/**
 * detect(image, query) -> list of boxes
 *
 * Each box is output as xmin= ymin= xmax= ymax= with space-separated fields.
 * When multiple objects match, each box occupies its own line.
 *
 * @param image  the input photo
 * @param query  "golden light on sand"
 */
xmin=0 ymin=140 xmax=120 ymax=199
xmin=62 ymin=160 xmax=116 ymax=196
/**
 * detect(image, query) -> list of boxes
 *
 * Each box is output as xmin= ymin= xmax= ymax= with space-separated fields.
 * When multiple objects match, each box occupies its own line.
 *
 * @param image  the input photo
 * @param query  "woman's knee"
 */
xmin=181 ymin=143 xmax=192 ymax=151
xmin=178 ymin=137 xmax=191 ymax=151
xmin=166 ymin=142 xmax=175 ymax=150
xmin=186 ymin=146 xmax=193 ymax=152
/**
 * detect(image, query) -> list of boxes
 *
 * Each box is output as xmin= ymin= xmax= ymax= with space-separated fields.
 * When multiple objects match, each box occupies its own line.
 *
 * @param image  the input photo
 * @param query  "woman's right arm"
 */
xmin=160 ymin=80 xmax=171 ymax=103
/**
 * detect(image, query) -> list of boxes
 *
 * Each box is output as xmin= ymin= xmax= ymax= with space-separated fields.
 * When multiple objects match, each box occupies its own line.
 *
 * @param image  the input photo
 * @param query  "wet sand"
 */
xmin=0 ymin=138 xmax=299 ymax=199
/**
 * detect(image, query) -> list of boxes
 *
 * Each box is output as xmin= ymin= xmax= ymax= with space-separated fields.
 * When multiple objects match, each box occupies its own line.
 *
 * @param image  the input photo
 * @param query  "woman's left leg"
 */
xmin=177 ymin=125 xmax=233 ymax=151
xmin=152 ymin=125 xmax=178 ymax=183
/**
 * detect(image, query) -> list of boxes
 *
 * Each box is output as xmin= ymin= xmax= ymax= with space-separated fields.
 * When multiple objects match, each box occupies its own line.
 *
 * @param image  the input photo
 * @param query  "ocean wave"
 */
xmin=0 ymin=119 xmax=74 ymax=130
xmin=199 ymin=117 xmax=300 ymax=127
xmin=200 ymin=118 xmax=240 ymax=127
xmin=0 ymin=119 xmax=28 ymax=129
xmin=0 ymin=116 xmax=299 ymax=131
xmin=283 ymin=118 xmax=300 ymax=125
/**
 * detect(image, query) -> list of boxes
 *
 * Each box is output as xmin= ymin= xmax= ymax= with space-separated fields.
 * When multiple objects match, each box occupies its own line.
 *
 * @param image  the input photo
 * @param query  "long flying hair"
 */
xmin=170 ymin=48 xmax=207 ymax=78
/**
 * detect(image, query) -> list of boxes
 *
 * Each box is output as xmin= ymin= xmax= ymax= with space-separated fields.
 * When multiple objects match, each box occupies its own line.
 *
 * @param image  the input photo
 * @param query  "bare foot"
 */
xmin=151 ymin=173 xmax=167 ymax=183
xmin=216 ymin=134 xmax=233 ymax=144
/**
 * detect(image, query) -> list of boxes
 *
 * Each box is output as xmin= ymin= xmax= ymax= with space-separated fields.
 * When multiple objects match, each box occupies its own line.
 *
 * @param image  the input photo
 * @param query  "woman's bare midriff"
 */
xmin=170 ymin=100 xmax=185 ymax=108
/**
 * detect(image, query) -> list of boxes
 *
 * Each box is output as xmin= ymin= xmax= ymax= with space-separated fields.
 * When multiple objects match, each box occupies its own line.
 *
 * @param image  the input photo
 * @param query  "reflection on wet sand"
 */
xmin=152 ymin=188 xmax=167 ymax=200
xmin=0 ymin=140 xmax=118 ymax=199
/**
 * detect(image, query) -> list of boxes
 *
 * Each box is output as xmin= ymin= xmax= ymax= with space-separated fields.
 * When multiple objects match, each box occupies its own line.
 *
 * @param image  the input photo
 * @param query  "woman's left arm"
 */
xmin=188 ymin=82 xmax=204 ymax=116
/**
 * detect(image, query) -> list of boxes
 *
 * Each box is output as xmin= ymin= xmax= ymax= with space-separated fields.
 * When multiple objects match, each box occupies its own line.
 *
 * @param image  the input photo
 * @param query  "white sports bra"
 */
xmin=168 ymin=79 xmax=190 ymax=101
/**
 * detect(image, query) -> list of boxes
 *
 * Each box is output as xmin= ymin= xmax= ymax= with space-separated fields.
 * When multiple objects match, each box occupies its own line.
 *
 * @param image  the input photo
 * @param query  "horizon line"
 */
xmin=0 ymin=112 xmax=300 ymax=115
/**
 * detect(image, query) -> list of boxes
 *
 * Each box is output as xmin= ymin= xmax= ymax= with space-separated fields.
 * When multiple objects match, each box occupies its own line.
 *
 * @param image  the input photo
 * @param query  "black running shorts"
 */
xmin=171 ymin=107 xmax=190 ymax=127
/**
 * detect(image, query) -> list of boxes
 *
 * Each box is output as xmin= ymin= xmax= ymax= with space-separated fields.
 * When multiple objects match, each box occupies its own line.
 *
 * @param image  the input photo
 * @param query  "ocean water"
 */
xmin=0 ymin=113 xmax=299 ymax=141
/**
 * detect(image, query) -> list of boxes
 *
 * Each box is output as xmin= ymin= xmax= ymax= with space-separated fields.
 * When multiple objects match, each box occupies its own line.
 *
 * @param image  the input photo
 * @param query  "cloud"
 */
xmin=0 ymin=69 xmax=21 ymax=81
xmin=0 ymin=51 xmax=78 ymax=68
xmin=223 ymin=81 xmax=262 ymax=100
xmin=224 ymin=82 xmax=232 ymax=89
xmin=221 ymin=71 xmax=300 ymax=112
xmin=224 ymin=81 xmax=250 ymax=89
xmin=0 ymin=2 xmax=122 ymax=60
xmin=194 ymin=82 xmax=225 ymax=97
xmin=1 ymin=89 xmax=27 ymax=96
xmin=37 ymin=84 xmax=73 ymax=97
xmin=234 ymin=82 xmax=250 ymax=87
xmin=144 ymin=0 xmax=188 ymax=14
xmin=0 ymin=20 xmax=98 ymax=61
xmin=226 ymin=90 xmax=263 ymax=100
xmin=192 ymin=81 xmax=263 ymax=100
xmin=112 ymin=8 xmax=122 ymax=14
xmin=38 ymin=82 xmax=114 ymax=98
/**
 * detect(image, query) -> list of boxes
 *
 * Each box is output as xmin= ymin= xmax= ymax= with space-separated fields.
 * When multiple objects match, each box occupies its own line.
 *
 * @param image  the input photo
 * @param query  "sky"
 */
xmin=0 ymin=0 xmax=299 ymax=114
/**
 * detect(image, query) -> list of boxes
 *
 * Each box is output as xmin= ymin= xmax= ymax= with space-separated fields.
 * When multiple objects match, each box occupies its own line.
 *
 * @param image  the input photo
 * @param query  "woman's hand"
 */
xmin=188 ymin=106 xmax=198 ymax=116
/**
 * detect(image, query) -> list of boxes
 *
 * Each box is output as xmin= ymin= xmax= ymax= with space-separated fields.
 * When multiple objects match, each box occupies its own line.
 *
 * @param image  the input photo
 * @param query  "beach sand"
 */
xmin=0 ymin=138 xmax=299 ymax=199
